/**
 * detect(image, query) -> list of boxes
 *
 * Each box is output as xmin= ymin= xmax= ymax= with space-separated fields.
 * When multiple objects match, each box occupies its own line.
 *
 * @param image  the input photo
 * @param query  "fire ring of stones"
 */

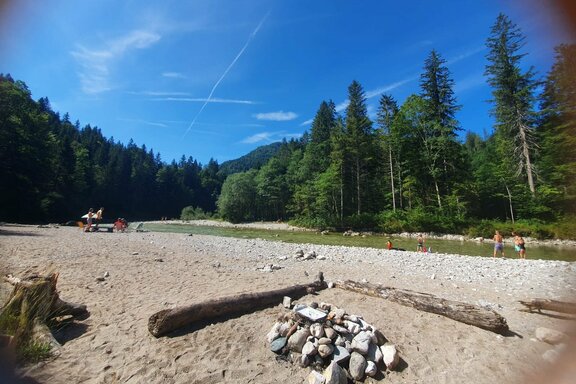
xmin=267 ymin=299 xmax=400 ymax=383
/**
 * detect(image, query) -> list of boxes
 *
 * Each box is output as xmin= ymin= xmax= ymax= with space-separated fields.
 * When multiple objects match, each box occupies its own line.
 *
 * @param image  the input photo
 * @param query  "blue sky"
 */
xmin=0 ymin=0 xmax=572 ymax=165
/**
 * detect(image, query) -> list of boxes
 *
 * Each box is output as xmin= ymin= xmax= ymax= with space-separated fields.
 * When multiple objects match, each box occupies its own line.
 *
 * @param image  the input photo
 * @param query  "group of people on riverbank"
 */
xmin=493 ymin=230 xmax=526 ymax=259
xmin=84 ymin=207 xmax=104 ymax=232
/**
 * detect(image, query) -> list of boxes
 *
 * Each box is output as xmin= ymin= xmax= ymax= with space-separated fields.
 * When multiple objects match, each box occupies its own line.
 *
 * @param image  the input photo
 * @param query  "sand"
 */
xmin=1 ymin=222 xmax=575 ymax=384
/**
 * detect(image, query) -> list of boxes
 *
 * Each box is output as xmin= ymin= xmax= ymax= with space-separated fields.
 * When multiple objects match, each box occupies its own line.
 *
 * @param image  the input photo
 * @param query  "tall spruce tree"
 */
xmin=376 ymin=94 xmax=399 ymax=211
xmin=344 ymin=80 xmax=378 ymax=215
xmin=538 ymin=44 xmax=576 ymax=211
xmin=419 ymin=50 xmax=462 ymax=208
xmin=485 ymin=13 xmax=538 ymax=197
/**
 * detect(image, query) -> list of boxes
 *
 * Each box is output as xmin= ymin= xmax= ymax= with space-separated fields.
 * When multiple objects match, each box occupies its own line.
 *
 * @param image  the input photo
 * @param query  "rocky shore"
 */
xmin=0 ymin=223 xmax=575 ymax=383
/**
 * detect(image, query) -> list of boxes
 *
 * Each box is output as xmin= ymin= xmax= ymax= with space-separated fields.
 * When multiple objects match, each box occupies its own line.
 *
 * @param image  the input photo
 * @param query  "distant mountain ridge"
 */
xmin=218 ymin=142 xmax=283 ymax=176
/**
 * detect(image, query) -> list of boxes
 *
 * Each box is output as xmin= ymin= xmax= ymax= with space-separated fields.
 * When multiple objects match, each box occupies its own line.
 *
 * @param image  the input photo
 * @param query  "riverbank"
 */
xmin=1 ymin=224 xmax=575 ymax=383
xmin=148 ymin=219 xmax=576 ymax=248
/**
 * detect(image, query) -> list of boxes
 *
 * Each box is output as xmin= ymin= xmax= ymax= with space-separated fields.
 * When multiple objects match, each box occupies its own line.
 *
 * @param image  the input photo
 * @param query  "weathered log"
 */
xmin=519 ymin=298 xmax=576 ymax=315
xmin=149 ymin=272 xmax=326 ymax=337
xmin=335 ymin=280 xmax=509 ymax=335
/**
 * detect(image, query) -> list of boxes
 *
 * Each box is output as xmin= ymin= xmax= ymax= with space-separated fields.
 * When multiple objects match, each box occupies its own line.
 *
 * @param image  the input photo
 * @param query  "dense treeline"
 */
xmin=217 ymin=14 xmax=576 ymax=238
xmin=2 ymin=14 xmax=574 ymax=238
xmin=0 ymin=73 xmax=226 ymax=223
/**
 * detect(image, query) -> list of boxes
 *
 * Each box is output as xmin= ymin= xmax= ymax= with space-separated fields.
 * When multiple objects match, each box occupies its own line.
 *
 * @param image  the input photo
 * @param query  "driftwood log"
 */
xmin=335 ymin=280 xmax=509 ymax=335
xmin=149 ymin=272 xmax=326 ymax=337
xmin=1 ymin=272 xmax=88 ymax=355
xmin=519 ymin=298 xmax=576 ymax=315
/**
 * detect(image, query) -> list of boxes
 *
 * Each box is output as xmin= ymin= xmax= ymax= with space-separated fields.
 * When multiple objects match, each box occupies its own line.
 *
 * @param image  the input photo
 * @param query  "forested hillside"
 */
xmin=0 ymin=73 xmax=225 ymax=223
xmin=1 ymin=14 xmax=574 ymax=238
xmin=216 ymin=15 xmax=575 ymax=238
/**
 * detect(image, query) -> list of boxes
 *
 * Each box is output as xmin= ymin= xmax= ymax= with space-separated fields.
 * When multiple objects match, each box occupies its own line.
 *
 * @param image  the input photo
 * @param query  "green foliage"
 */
xmin=180 ymin=206 xmax=212 ymax=220
xmin=17 ymin=341 xmax=52 ymax=364
xmin=218 ymin=142 xmax=283 ymax=177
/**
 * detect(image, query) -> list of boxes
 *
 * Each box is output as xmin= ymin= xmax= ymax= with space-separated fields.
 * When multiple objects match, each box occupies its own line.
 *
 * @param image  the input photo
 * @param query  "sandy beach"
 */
xmin=1 ymin=223 xmax=575 ymax=384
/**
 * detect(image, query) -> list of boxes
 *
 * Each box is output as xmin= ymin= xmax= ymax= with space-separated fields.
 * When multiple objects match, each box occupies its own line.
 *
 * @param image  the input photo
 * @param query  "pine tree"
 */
xmin=485 ymin=13 xmax=538 ymax=197
xmin=344 ymin=80 xmax=378 ymax=215
xmin=376 ymin=94 xmax=399 ymax=211
xmin=419 ymin=50 xmax=462 ymax=208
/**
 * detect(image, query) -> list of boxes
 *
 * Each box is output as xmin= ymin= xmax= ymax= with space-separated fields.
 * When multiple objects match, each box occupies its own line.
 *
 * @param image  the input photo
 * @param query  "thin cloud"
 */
xmin=447 ymin=46 xmax=485 ymax=65
xmin=162 ymin=72 xmax=186 ymax=79
xmin=300 ymin=118 xmax=314 ymax=126
xmin=241 ymin=132 xmax=276 ymax=144
xmin=254 ymin=111 xmax=298 ymax=121
xmin=71 ymin=29 xmax=161 ymax=94
xmin=454 ymin=72 xmax=486 ymax=93
xmin=117 ymin=118 xmax=168 ymax=128
xmin=182 ymin=11 xmax=270 ymax=138
xmin=156 ymin=97 xmax=256 ymax=104
xmin=240 ymin=130 xmax=299 ymax=144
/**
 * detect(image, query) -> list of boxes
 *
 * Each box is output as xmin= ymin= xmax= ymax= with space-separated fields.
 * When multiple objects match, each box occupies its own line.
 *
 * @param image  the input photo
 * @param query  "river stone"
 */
xmin=318 ymin=337 xmax=332 ymax=345
xmin=302 ymin=341 xmax=318 ymax=356
xmin=318 ymin=344 xmax=334 ymax=358
xmin=349 ymin=352 xmax=367 ymax=381
xmin=333 ymin=324 xmax=348 ymax=334
xmin=307 ymin=370 xmax=326 ymax=384
xmin=300 ymin=354 xmax=311 ymax=368
xmin=283 ymin=296 xmax=292 ymax=308
xmin=324 ymin=327 xmax=337 ymax=340
xmin=323 ymin=361 xmax=347 ymax=384
xmin=270 ymin=336 xmax=287 ymax=353
xmin=332 ymin=345 xmax=350 ymax=365
xmin=334 ymin=335 xmax=346 ymax=347
xmin=278 ymin=322 xmax=291 ymax=337
xmin=334 ymin=308 xmax=346 ymax=320
xmin=288 ymin=328 xmax=310 ymax=352
xmin=382 ymin=343 xmax=400 ymax=370
xmin=351 ymin=331 xmax=371 ymax=355
xmin=310 ymin=323 xmax=324 ymax=338
xmin=266 ymin=322 xmax=281 ymax=343
xmin=365 ymin=360 xmax=378 ymax=377
xmin=366 ymin=341 xmax=383 ymax=363
xmin=345 ymin=321 xmax=360 ymax=335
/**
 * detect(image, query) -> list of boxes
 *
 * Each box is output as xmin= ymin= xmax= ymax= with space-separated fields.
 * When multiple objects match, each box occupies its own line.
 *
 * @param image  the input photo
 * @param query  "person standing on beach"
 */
xmin=513 ymin=232 xmax=526 ymax=259
xmin=417 ymin=234 xmax=425 ymax=252
xmin=493 ymin=230 xmax=505 ymax=257
xmin=95 ymin=207 xmax=104 ymax=229
xmin=85 ymin=208 xmax=94 ymax=232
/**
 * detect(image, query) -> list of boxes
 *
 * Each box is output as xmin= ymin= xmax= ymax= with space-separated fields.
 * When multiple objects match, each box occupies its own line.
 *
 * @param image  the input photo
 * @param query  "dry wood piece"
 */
xmin=1 ymin=272 xmax=88 ymax=354
xmin=519 ymin=298 xmax=576 ymax=315
xmin=335 ymin=280 xmax=509 ymax=335
xmin=149 ymin=272 xmax=326 ymax=337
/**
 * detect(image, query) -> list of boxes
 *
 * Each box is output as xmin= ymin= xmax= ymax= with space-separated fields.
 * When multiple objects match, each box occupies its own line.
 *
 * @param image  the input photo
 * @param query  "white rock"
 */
xmin=287 ymin=328 xmax=310 ymax=353
xmin=324 ymin=327 xmax=337 ymax=340
xmin=318 ymin=344 xmax=334 ymax=358
xmin=381 ymin=343 xmax=400 ymax=370
xmin=365 ymin=360 xmax=378 ymax=377
xmin=349 ymin=351 xmax=367 ymax=381
xmin=266 ymin=322 xmax=281 ymax=343
xmin=323 ymin=361 xmax=347 ymax=384
xmin=302 ymin=341 xmax=317 ymax=356
xmin=282 ymin=296 xmax=292 ymax=308
xmin=310 ymin=323 xmax=325 ymax=338
xmin=351 ymin=331 xmax=371 ymax=355
xmin=366 ymin=342 xmax=383 ymax=363
xmin=307 ymin=370 xmax=325 ymax=384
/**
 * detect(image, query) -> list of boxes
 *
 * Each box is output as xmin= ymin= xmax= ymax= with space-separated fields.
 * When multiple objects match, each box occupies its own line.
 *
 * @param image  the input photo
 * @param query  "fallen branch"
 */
xmin=149 ymin=272 xmax=326 ymax=337
xmin=519 ymin=298 xmax=576 ymax=315
xmin=335 ymin=280 xmax=509 ymax=335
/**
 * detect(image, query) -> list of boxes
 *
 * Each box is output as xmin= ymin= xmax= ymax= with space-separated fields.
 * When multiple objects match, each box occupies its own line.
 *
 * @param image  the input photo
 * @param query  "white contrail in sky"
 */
xmin=182 ymin=12 xmax=270 ymax=138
